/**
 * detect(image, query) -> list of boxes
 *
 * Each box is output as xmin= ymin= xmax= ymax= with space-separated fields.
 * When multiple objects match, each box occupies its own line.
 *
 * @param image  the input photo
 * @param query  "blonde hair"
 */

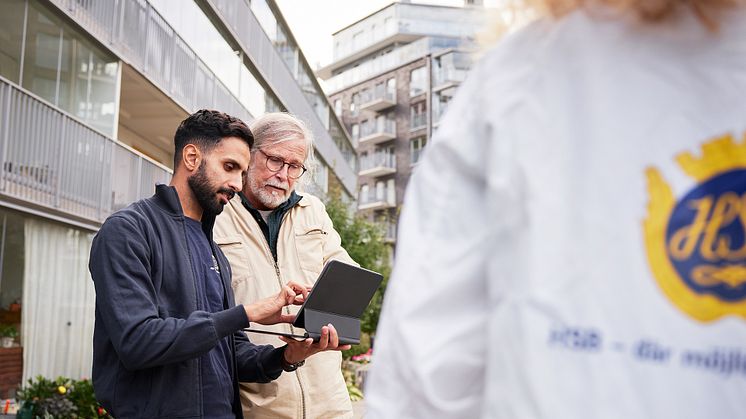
xmin=249 ymin=112 xmax=316 ymax=186
xmin=482 ymin=0 xmax=743 ymax=43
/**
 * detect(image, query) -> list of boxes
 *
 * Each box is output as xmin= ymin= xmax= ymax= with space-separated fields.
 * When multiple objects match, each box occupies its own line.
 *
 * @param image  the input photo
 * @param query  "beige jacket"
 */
xmin=214 ymin=193 xmax=354 ymax=419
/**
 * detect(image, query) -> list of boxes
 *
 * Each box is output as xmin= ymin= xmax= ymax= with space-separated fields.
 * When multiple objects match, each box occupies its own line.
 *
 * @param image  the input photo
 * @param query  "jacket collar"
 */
xmin=152 ymin=183 xmax=217 ymax=236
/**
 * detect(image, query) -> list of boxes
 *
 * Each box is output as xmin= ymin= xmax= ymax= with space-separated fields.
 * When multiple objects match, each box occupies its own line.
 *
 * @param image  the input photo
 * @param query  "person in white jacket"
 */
xmin=365 ymin=0 xmax=746 ymax=418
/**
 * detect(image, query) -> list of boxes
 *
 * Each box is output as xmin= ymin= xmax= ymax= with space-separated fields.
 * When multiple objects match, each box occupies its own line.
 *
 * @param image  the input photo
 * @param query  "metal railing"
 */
xmin=205 ymin=0 xmax=357 ymax=193
xmin=0 ymin=77 xmax=171 ymax=226
xmin=360 ymin=152 xmax=396 ymax=172
xmin=50 ymin=0 xmax=251 ymax=122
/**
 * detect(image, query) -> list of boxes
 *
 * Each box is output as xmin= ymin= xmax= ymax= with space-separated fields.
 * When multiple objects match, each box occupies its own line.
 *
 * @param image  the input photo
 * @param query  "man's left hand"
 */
xmin=279 ymin=323 xmax=352 ymax=365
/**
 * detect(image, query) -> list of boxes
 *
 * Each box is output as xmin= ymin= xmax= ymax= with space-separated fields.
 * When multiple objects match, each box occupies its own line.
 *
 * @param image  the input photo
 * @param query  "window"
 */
xmin=351 ymin=123 xmax=360 ymax=143
xmin=350 ymin=92 xmax=360 ymax=116
xmin=409 ymin=66 xmax=427 ymax=97
xmin=21 ymin=0 xmax=118 ymax=135
xmin=410 ymin=136 xmax=427 ymax=165
xmin=334 ymin=99 xmax=342 ymax=117
xmin=410 ymin=101 xmax=427 ymax=130
xmin=0 ymin=208 xmax=97 ymax=396
xmin=359 ymin=184 xmax=370 ymax=204
xmin=386 ymin=78 xmax=396 ymax=97
xmin=0 ymin=0 xmax=25 ymax=83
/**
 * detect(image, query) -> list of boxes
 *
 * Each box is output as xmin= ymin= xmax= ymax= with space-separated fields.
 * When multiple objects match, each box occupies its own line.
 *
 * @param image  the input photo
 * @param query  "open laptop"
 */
xmin=243 ymin=260 xmax=383 ymax=345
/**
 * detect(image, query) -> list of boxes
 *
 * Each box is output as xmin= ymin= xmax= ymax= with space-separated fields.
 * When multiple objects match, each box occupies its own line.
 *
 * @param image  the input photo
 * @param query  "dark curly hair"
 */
xmin=173 ymin=109 xmax=253 ymax=168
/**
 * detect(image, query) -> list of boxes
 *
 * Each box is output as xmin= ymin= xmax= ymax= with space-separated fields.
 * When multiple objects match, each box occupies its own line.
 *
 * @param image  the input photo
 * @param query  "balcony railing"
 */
xmin=360 ymin=88 xmax=396 ymax=112
xmin=359 ymin=119 xmax=396 ymax=146
xmin=0 ymin=77 xmax=171 ymax=226
xmin=410 ymin=113 xmax=427 ymax=130
xmin=50 ymin=0 xmax=250 ymax=122
xmin=358 ymin=186 xmax=396 ymax=211
xmin=359 ymin=152 xmax=396 ymax=177
xmin=434 ymin=68 xmax=468 ymax=92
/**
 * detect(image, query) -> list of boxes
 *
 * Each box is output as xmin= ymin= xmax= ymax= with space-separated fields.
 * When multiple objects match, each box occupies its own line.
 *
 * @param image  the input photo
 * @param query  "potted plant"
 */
xmin=0 ymin=324 xmax=18 ymax=347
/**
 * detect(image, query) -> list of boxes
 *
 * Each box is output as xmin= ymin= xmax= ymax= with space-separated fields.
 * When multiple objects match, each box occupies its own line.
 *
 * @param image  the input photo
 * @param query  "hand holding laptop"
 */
xmin=280 ymin=323 xmax=352 ymax=365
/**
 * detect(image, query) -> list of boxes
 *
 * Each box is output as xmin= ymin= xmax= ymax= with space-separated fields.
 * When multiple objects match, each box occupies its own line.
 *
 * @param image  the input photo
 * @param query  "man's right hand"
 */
xmin=244 ymin=281 xmax=309 ymax=325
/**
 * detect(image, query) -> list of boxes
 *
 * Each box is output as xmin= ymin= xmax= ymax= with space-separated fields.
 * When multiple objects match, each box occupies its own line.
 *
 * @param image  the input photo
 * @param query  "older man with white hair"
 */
xmin=215 ymin=112 xmax=355 ymax=419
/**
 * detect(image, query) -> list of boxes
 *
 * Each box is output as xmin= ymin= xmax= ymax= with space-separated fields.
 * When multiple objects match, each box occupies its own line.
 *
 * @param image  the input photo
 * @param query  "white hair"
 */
xmin=249 ymin=112 xmax=316 ymax=187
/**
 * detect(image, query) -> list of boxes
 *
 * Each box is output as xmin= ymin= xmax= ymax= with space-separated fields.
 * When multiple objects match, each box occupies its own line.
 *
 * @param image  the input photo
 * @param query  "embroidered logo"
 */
xmin=644 ymin=133 xmax=746 ymax=322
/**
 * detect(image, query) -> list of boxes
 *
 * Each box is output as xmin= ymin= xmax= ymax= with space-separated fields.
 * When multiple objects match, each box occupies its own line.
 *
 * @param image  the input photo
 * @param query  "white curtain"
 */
xmin=22 ymin=218 xmax=95 ymax=381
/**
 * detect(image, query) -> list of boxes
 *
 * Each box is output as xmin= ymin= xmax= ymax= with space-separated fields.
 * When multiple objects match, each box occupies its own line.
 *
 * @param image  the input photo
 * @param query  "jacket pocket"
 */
xmin=215 ymin=235 xmax=253 ymax=288
xmin=294 ymin=228 xmax=326 ymax=277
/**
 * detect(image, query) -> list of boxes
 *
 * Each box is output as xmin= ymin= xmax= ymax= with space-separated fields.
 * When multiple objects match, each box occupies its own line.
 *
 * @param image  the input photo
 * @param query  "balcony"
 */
xmin=359 ymin=152 xmax=397 ymax=178
xmin=359 ymin=119 xmax=396 ymax=146
xmin=0 ymin=77 xmax=171 ymax=226
xmin=410 ymin=113 xmax=427 ymax=131
xmin=433 ymin=68 xmax=468 ymax=92
xmin=50 ymin=0 xmax=250 ymax=122
xmin=360 ymin=89 xmax=396 ymax=112
xmin=358 ymin=186 xmax=396 ymax=211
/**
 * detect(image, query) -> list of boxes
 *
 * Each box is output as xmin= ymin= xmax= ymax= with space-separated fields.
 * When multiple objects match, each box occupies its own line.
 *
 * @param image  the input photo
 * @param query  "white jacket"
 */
xmin=215 ymin=194 xmax=354 ymax=419
xmin=366 ymin=7 xmax=746 ymax=419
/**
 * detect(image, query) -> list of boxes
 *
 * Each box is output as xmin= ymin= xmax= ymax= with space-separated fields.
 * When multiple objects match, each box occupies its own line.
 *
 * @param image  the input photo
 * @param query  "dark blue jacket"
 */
xmin=90 ymin=184 xmax=284 ymax=418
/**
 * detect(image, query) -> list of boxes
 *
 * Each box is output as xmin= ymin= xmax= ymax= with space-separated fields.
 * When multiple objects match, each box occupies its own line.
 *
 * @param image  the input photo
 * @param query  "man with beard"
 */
xmin=89 ymin=110 xmax=349 ymax=418
xmin=215 ymin=112 xmax=355 ymax=418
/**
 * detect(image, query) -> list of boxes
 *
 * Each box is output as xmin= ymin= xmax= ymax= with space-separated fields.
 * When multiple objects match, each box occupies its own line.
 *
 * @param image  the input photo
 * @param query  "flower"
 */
xmin=57 ymin=386 xmax=67 ymax=395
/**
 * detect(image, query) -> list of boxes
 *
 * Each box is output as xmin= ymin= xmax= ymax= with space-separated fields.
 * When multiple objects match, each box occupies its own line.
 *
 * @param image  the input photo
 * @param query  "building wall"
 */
xmin=0 ymin=0 xmax=359 ymax=397
xmin=331 ymin=56 xmax=435 ymax=238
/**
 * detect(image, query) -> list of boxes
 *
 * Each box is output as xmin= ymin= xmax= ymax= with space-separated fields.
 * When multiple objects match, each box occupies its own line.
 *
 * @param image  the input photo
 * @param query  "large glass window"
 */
xmin=410 ymin=136 xmax=427 ymax=165
xmin=21 ymin=0 xmax=118 ymax=136
xmin=0 ymin=208 xmax=95 ymax=398
xmin=350 ymin=92 xmax=360 ymax=116
xmin=0 ymin=0 xmax=26 ymax=83
xmin=409 ymin=66 xmax=427 ymax=97
xmin=334 ymin=99 xmax=342 ymax=117
xmin=410 ymin=101 xmax=427 ymax=130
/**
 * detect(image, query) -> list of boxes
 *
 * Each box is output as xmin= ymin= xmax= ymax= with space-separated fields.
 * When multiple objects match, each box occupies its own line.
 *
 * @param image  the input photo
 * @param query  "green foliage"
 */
xmin=342 ymin=332 xmax=370 ymax=360
xmin=16 ymin=376 xmax=111 ymax=418
xmin=343 ymin=368 xmax=364 ymax=401
xmin=0 ymin=324 xmax=18 ymax=338
xmin=324 ymin=191 xmax=391 ymax=340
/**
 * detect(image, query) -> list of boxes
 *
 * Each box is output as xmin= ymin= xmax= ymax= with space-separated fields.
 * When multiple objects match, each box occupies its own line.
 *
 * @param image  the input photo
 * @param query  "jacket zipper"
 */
xmin=257 ymin=214 xmax=308 ymax=419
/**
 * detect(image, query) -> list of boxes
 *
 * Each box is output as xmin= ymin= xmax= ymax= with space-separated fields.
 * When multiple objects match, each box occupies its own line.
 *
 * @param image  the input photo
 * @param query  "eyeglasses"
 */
xmin=258 ymin=149 xmax=307 ymax=179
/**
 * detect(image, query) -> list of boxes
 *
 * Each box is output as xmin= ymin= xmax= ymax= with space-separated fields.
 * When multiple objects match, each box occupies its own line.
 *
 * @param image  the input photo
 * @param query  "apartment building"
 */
xmin=0 ymin=0 xmax=356 ymax=397
xmin=318 ymin=0 xmax=481 ymax=247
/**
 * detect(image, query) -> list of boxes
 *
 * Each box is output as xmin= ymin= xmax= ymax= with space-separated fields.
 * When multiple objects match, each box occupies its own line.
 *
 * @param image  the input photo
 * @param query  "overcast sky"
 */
xmin=274 ymin=0 xmax=469 ymax=70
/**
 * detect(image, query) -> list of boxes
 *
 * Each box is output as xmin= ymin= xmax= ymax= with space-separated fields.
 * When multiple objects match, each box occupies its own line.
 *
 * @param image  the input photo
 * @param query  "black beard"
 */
xmin=187 ymin=163 xmax=234 ymax=217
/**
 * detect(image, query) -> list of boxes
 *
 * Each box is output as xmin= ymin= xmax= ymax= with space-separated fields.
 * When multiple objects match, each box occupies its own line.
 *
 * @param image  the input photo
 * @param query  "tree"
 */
xmin=324 ymin=191 xmax=391 ymax=337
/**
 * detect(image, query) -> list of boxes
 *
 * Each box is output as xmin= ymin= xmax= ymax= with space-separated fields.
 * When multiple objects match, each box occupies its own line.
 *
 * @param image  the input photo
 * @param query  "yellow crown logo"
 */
xmin=644 ymin=132 xmax=746 ymax=322
xmin=676 ymin=133 xmax=746 ymax=182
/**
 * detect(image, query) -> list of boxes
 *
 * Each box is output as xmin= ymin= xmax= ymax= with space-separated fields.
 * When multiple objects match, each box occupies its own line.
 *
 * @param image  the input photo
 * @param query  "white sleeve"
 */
xmin=364 ymin=60 xmax=496 ymax=418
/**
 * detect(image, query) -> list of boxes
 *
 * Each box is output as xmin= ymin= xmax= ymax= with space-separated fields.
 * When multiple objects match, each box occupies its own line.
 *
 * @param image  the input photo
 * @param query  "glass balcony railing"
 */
xmin=410 ymin=113 xmax=427 ymax=130
xmin=358 ymin=183 xmax=396 ymax=210
xmin=360 ymin=87 xmax=396 ymax=112
xmin=0 ymin=76 xmax=171 ymax=225
xmin=360 ymin=152 xmax=397 ymax=176
xmin=433 ymin=68 xmax=469 ymax=89
xmin=360 ymin=119 xmax=396 ymax=145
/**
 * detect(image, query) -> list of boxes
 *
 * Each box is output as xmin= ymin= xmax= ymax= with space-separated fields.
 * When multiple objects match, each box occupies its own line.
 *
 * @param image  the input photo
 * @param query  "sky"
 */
xmin=274 ymin=0 xmax=469 ymax=70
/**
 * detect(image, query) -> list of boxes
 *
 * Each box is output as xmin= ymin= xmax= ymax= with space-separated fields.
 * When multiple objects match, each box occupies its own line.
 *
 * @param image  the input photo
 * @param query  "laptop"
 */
xmin=244 ymin=260 xmax=383 ymax=345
